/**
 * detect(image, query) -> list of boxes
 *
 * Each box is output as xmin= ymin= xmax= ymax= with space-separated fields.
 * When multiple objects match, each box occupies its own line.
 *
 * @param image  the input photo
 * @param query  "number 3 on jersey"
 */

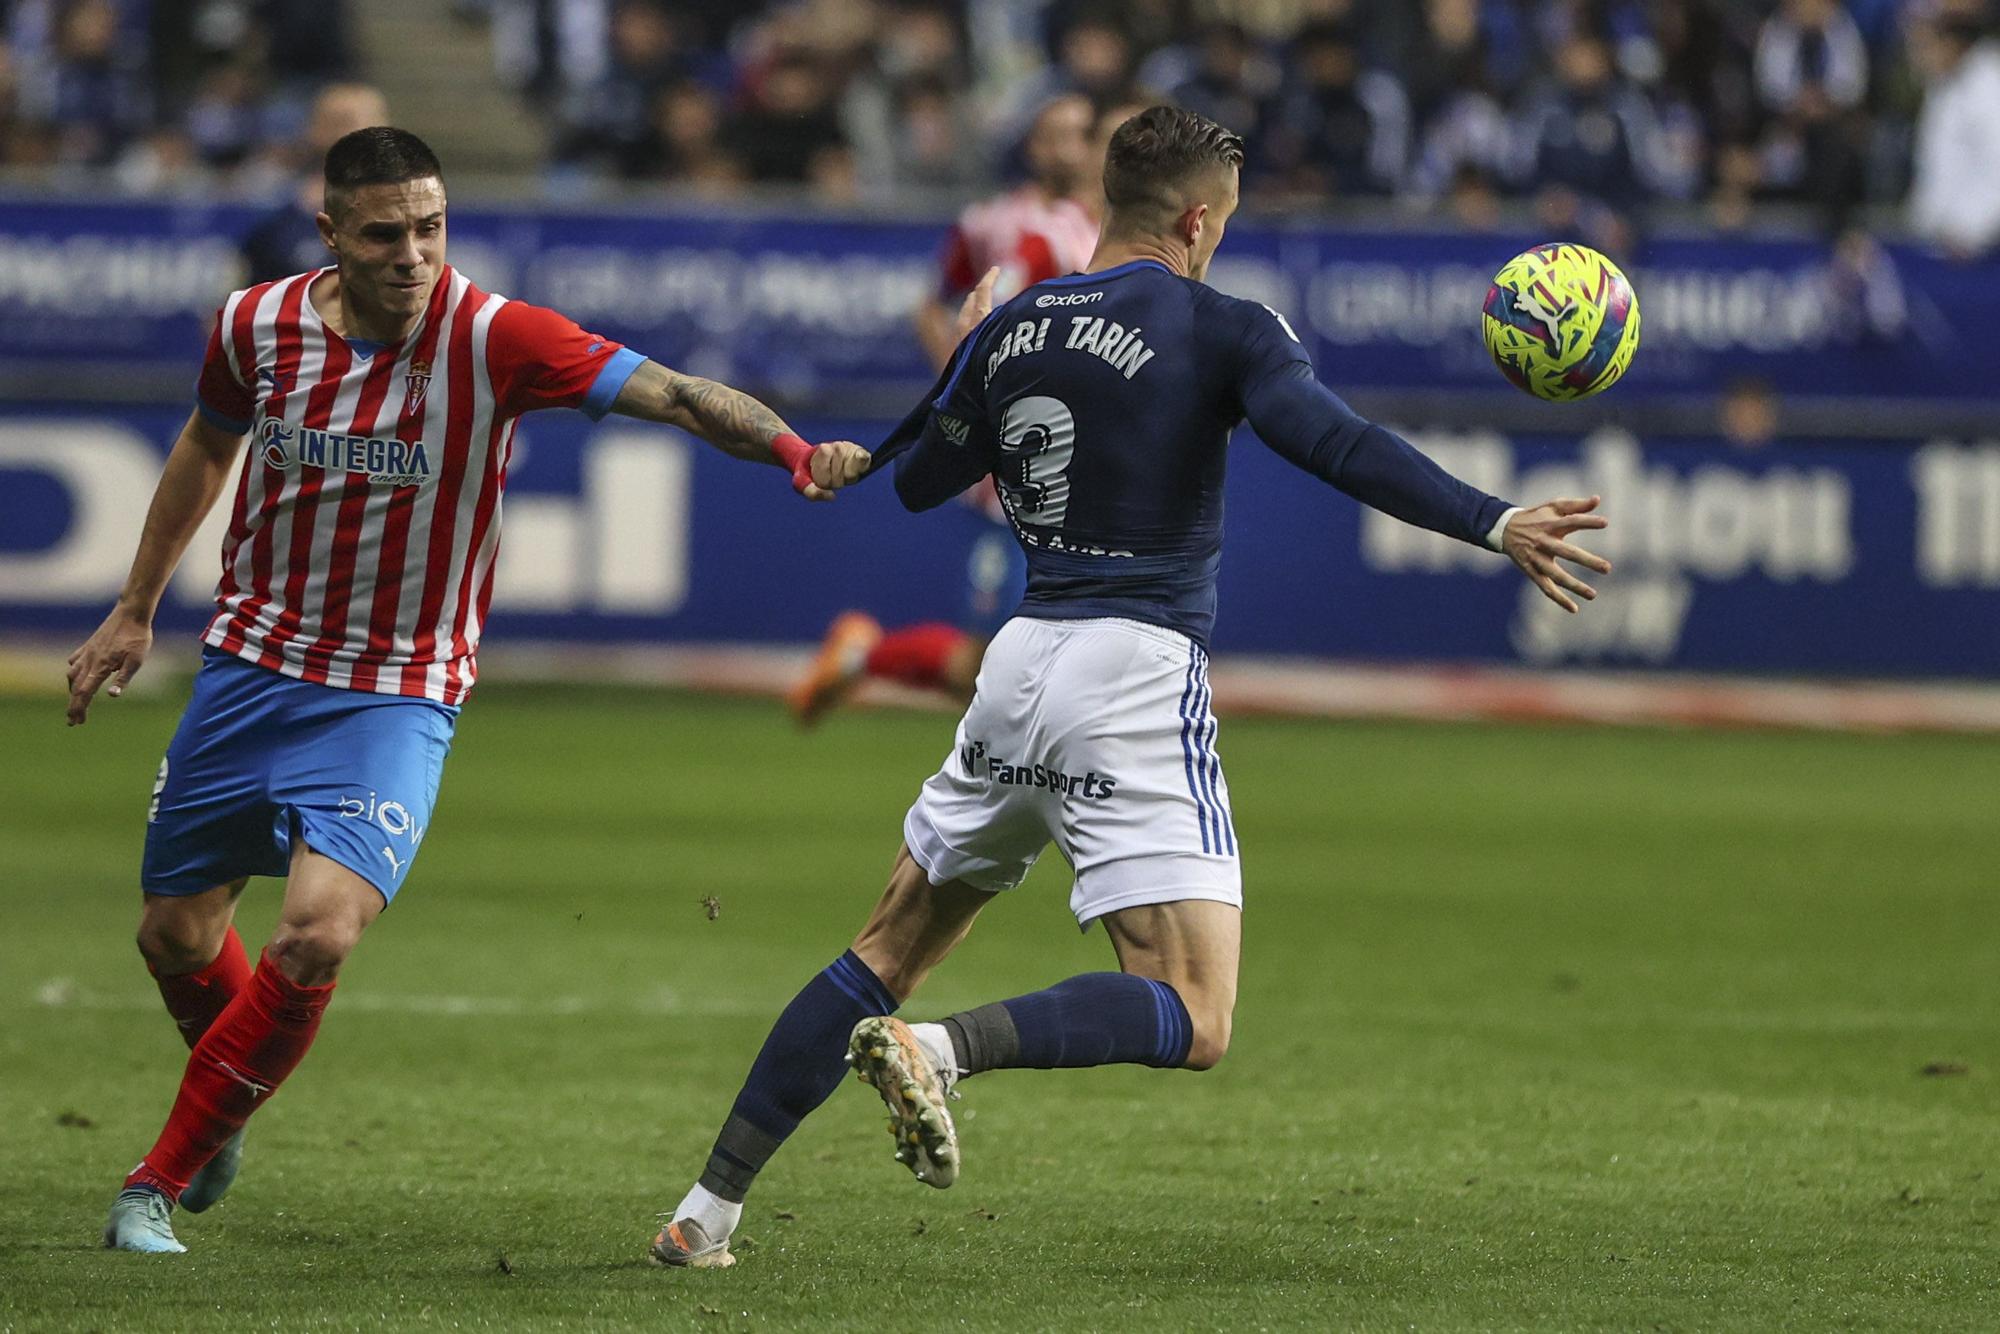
xmin=997 ymin=395 xmax=1075 ymax=528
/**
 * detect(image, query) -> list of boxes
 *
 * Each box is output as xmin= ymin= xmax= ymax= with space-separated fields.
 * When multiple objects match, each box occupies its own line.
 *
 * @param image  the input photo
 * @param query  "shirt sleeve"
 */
xmin=1241 ymin=361 xmax=1510 ymax=548
xmin=485 ymin=300 xmax=642 ymax=420
xmin=866 ymin=310 xmax=1004 ymax=510
xmin=194 ymin=308 xmax=254 ymax=434
xmin=1225 ymin=296 xmax=1314 ymax=409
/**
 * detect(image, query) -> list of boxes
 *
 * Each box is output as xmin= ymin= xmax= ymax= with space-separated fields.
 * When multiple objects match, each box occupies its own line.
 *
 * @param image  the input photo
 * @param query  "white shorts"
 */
xmin=903 ymin=615 xmax=1242 ymax=927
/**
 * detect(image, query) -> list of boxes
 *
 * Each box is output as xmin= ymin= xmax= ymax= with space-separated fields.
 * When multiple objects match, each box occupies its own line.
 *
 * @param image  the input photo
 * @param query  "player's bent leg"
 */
xmin=654 ymin=845 xmax=994 ymax=1265
xmin=880 ymin=904 xmax=1240 ymax=1177
xmin=107 ymin=848 xmax=380 ymax=1250
xmin=1099 ymin=900 xmax=1242 ymax=1071
xmin=844 ymin=900 xmax=1234 ymax=1204
xmin=132 ymin=882 xmax=256 ymax=1216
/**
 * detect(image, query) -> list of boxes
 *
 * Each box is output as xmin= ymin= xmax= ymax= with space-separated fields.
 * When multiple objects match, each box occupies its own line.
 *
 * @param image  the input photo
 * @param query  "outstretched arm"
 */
xmin=67 ymin=409 xmax=243 ymax=724
xmin=609 ymin=359 xmax=869 ymax=500
xmin=1242 ymin=363 xmax=1611 ymax=611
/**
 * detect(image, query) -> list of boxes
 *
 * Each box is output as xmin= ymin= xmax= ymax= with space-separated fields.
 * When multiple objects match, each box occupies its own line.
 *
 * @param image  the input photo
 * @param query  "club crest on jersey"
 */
xmin=404 ymin=360 xmax=432 ymax=414
xmin=256 ymin=414 xmax=432 ymax=487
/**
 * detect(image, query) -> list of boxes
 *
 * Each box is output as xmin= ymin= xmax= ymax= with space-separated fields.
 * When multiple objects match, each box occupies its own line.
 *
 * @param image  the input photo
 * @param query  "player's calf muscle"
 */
xmin=848 ymin=847 xmax=988 ymax=1002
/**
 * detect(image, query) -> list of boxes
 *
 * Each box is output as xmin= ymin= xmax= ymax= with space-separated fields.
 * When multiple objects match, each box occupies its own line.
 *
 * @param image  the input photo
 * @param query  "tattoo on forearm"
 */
xmin=615 ymin=361 xmax=791 ymax=462
xmin=669 ymin=374 xmax=789 ymax=454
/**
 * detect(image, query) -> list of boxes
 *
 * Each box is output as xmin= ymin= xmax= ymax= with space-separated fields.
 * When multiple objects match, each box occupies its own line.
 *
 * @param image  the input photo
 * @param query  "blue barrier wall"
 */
xmin=3 ymin=196 xmax=1995 ymax=406
xmin=6 ymin=405 xmax=1996 ymax=677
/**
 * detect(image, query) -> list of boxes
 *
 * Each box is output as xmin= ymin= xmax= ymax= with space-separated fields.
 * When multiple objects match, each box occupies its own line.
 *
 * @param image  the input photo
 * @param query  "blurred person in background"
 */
xmin=912 ymin=93 xmax=1100 ymax=369
xmin=1908 ymin=9 xmax=2000 ymax=259
xmin=1048 ymin=7 xmax=1140 ymax=104
xmin=791 ymin=93 xmax=1104 ymax=724
xmin=1258 ymin=20 xmax=1411 ymax=199
xmin=1514 ymin=29 xmax=1665 ymax=255
xmin=989 ymin=6 xmax=1137 ymax=149
xmin=550 ymin=0 xmax=684 ymax=179
xmin=1718 ymin=375 xmax=1780 ymax=449
xmin=842 ymin=2 xmax=983 ymax=191
xmin=183 ymin=58 xmax=264 ymax=170
xmin=1754 ymin=0 xmax=1870 ymax=230
xmin=490 ymin=0 xmax=613 ymax=110
xmin=259 ymin=0 xmax=359 ymax=93
xmin=724 ymin=43 xmax=854 ymax=198
xmin=169 ymin=0 xmax=356 ymax=182
xmin=0 ymin=46 xmax=27 ymax=165
xmin=636 ymin=78 xmax=743 ymax=192
xmin=44 ymin=0 xmax=151 ymax=167
xmin=241 ymin=83 xmax=390 ymax=284
xmin=1163 ymin=20 xmax=1277 ymax=150
xmin=1400 ymin=0 xmax=1499 ymax=123
xmin=1405 ymin=0 xmax=1514 ymax=226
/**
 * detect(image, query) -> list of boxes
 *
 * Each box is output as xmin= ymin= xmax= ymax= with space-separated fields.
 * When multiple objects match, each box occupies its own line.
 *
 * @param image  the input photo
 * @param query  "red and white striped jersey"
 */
xmin=192 ymin=265 xmax=636 ymax=705
xmin=937 ymin=186 xmax=1100 ymax=303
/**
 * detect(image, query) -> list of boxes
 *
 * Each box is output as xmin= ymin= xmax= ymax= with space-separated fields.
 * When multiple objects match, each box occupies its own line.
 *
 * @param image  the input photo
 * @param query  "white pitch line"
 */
xmin=26 ymin=977 xmax=766 ymax=1019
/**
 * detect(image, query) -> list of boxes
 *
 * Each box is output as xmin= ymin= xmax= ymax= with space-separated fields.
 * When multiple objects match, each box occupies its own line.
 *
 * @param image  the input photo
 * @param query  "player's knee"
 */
xmin=1179 ymin=996 xmax=1234 ymax=1071
xmin=135 ymin=909 xmax=220 ymax=975
xmin=267 ymin=916 xmax=364 ymax=986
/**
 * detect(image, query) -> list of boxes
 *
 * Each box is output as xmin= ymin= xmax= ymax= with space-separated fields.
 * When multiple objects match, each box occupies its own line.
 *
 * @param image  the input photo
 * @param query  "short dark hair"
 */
xmin=1102 ymin=105 xmax=1244 ymax=233
xmin=323 ymin=126 xmax=443 ymax=214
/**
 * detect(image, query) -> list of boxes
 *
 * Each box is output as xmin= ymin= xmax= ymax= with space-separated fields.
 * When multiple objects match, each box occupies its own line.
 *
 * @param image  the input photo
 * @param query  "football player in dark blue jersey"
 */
xmin=650 ymin=106 xmax=1612 ymax=1268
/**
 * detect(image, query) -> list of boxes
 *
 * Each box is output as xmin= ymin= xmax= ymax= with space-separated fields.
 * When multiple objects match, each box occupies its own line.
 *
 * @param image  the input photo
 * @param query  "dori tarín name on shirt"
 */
xmin=984 ymin=313 xmax=1157 ymax=386
xmin=259 ymin=417 xmax=433 ymax=487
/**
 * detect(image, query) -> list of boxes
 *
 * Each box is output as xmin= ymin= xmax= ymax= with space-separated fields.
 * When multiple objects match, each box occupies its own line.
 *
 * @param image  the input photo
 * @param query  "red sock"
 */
xmin=125 ymin=952 xmax=335 ymax=1201
xmin=150 ymin=925 xmax=252 ymax=1049
xmin=864 ymin=623 xmax=968 ymax=690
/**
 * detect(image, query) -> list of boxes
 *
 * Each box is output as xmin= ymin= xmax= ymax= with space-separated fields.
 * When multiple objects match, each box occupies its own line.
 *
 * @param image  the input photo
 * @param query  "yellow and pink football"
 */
xmin=1482 ymin=243 xmax=1641 ymax=402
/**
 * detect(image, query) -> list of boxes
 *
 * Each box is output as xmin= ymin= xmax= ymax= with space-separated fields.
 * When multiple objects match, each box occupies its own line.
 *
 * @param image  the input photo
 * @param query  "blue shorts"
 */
xmin=962 ymin=527 xmax=1028 ymax=641
xmin=142 ymin=649 xmax=458 ymax=902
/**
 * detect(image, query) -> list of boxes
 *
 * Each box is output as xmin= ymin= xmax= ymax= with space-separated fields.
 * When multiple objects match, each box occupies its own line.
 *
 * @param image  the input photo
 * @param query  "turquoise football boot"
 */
xmin=103 ymin=1187 xmax=187 ymax=1254
xmin=179 ymin=1128 xmax=244 ymax=1213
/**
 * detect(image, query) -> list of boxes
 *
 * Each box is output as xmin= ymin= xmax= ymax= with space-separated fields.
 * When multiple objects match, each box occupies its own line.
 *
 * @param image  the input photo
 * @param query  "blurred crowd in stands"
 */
xmin=497 ymin=0 xmax=2000 ymax=255
xmin=0 ymin=0 xmax=358 ymax=192
xmin=4 ymin=0 xmax=1999 ymax=256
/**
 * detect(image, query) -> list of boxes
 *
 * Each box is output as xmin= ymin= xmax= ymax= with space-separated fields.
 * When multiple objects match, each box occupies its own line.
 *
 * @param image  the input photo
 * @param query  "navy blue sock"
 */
xmin=697 ymin=951 xmax=897 ymax=1202
xmin=942 ymin=973 xmax=1193 ymax=1073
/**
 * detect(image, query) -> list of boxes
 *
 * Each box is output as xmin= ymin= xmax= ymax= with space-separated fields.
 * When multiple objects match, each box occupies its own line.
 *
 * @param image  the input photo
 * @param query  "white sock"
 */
xmin=674 ymin=1183 xmax=742 ymax=1239
xmin=910 ymin=1021 xmax=959 ymax=1077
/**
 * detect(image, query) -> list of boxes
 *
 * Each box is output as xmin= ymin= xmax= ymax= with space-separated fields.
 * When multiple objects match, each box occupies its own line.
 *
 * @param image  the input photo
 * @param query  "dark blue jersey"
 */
xmin=874 ymin=258 xmax=1512 ymax=644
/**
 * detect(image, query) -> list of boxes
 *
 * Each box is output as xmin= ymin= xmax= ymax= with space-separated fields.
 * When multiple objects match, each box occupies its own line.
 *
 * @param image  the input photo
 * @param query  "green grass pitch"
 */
xmin=2 ymin=680 xmax=1995 ymax=1330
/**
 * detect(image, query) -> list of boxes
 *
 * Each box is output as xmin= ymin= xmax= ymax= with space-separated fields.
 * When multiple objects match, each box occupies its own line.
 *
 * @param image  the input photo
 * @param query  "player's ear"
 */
xmin=315 ymin=210 xmax=337 ymax=254
xmin=1181 ymin=202 xmax=1209 ymax=249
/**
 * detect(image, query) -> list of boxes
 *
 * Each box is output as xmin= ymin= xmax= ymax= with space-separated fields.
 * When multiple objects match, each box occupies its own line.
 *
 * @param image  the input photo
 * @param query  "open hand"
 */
xmin=802 ymin=441 xmax=872 ymax=501
xmin=1502 ymin=495 xmax=1612 ymax=613
xmin=66 ymin=605 xmax=153 ymax=725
